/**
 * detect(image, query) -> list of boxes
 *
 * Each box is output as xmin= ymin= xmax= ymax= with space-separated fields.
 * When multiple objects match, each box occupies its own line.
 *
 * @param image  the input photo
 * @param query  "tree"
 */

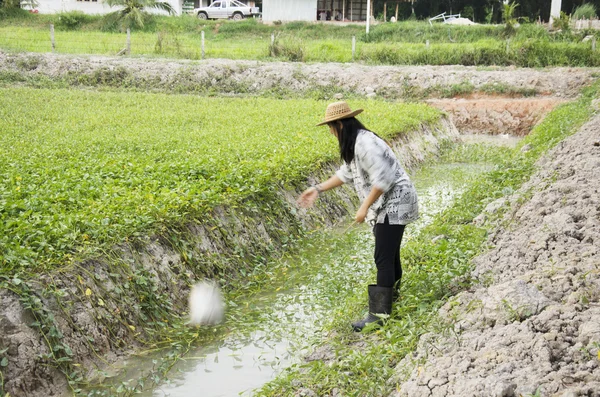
xmin=384 ymin=0 xmax=600 ymax=22
xmin=104 ymin=0 xmax=175 ymax=29
xmin=1 ymin=0 xmax=39 ymax=9
xmin=503 ymin=1 xmax=519 ymax=35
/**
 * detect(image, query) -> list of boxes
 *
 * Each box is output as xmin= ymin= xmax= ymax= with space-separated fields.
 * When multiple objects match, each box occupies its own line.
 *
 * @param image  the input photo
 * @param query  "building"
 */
xmin=32 ymin=0 xmax=184 ymax=15
xmin=32 ymin=0 xmax=370 ymax=21
xmin=262 ymin=0 xmax=369 ymax=23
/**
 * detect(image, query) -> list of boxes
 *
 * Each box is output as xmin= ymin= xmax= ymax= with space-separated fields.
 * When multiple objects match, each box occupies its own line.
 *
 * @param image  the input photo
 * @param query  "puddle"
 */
xmin=94 ymin=155 xmax=495 ymax=397
xmin=150 ymin=333 xmax=290 ymax=397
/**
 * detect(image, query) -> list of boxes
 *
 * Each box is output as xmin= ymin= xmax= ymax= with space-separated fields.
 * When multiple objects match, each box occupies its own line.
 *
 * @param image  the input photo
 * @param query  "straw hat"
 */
xmin=316 ymin=101 xmax=363 ymax=126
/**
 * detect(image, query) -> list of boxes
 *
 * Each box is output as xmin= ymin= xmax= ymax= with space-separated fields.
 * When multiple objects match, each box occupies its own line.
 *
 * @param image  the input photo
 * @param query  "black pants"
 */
xmin=373 ymin=217 xmax=406 ymax=288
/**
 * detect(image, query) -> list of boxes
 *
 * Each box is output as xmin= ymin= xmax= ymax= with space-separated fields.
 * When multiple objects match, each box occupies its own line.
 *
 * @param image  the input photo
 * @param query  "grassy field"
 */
xmin=0 ymin=88 xmax=441 ymax=276
xmin=1 ymin=12 xmax=599 ymax=65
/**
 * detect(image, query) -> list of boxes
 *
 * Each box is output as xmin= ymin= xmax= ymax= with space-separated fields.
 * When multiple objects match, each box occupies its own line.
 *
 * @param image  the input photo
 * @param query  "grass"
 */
xmin=0 ymin=88 xmax=441 ymax=277
xmin=1 ymin=14 xmax=600 ymax=65
xmin=360 ymin=39 xmax=600 ymax=67
xmin=254 ymin=81 xmax=600 ymax=397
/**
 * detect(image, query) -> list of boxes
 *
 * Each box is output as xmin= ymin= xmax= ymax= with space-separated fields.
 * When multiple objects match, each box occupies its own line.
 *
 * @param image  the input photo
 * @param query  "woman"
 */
xmin=297 ymin=101 xmax=419 ymax=332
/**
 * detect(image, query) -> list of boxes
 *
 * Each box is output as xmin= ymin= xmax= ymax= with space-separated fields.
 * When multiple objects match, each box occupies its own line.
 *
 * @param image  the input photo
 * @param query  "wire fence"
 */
xmin=0 ymin=25 xmax=363 ymax=61
xmin=0 ymin=25 xmax=598 ymax=65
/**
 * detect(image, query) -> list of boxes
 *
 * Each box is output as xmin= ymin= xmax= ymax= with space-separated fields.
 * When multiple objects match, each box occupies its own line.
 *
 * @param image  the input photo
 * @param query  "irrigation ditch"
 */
xmin=1 ymin=53 xmax=599 ymax=397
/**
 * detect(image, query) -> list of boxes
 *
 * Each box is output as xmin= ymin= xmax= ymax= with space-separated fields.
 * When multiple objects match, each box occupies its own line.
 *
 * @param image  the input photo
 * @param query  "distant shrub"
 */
xmin=269 ymin=34 xmax=304 ymax=61
xmin=359 ymin=40 xmax=600 ymax=67
xmin=503 ymin=1 xmax=519 ymax=37
xmin=0 ymin=5 xmax=30 ymax=19
xmin=15 ymin=55 xmax=42 ymax=71
xmin=217 ymin=18 xmax=270 ymax=38
xmin=573 ymin=3 xmax=597 ymax=19
xmin=57 ymin=11 xmax=92 ymax=30
xmin=553 ymin=11 xmax=571 ymax=32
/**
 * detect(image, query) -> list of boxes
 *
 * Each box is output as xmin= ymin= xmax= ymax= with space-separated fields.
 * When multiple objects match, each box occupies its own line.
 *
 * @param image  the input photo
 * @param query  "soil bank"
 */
xmin=392 ymin=113 xmax=600 ymax=397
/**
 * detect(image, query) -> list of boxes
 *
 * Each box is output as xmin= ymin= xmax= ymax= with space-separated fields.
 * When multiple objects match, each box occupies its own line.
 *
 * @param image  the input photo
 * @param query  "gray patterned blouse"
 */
xmin=335 ymin=129 xmax=419 ymax=226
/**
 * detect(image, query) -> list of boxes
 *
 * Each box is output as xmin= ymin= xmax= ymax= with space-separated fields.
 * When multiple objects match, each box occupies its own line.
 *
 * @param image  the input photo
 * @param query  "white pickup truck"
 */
xmin=194 ymin=0 xmax=260 ymax=21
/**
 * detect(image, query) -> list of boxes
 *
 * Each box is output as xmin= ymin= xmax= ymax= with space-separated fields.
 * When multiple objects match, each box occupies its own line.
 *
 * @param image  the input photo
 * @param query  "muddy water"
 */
xmin=99 ymin=137 xmax=515 ymax=397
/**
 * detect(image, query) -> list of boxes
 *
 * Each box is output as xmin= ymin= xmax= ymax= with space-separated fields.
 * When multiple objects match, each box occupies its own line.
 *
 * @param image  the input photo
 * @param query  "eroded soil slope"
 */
xmin=0 ymin=51 xmax=597 ymax=99
xmin=393 ymin=114 xmax=600 ymax=397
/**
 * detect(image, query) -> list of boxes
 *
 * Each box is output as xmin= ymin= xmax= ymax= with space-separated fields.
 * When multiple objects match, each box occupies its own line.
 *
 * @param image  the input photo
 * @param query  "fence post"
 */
xmin=593 ymin=36 xmax=597 ymax=52
xmin=126 ymin=28 xmax=131 ymax=55
xmin=50 ymin=24 xmax=55 ymax=53
xmin=270 ymin=33 xmax=275 ymax=57
xmin=426 ymin=39 xmax=430 ymax=49
xmin=201 ymin=31 xmax=205 ymax=59
xmin=352 ymin=35 xmax=356 ymax=61
xmin=506 ymin=38 xmax=510 ymax=54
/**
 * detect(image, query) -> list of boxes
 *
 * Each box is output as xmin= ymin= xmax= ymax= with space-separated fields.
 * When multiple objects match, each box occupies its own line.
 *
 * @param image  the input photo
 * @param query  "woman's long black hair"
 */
xmin=329 ymin=117 xmax=369 ymax=165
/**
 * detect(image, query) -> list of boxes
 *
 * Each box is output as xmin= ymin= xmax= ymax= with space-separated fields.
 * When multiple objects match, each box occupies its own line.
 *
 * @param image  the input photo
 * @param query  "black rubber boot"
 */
xmin=351 ymin=285 xmax=393 ymax=332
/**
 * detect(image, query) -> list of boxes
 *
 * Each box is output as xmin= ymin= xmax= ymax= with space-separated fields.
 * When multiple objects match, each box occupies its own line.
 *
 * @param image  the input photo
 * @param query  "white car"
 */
xmin=194 ymin=0 xmax=260 ymax=21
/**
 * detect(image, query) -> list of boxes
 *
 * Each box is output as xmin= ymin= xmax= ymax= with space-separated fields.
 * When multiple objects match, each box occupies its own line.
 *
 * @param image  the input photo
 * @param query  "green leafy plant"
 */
xmin=573 ymin=3 xmax=597 ymax=20
xmin=523 ymin=387 xmax=543 ymax=397
xmin=56 ymin=11 xmax=91 ymax=30
xmin=0 ymin=90 xmax=441 ymax=277
xmin=1 ymin=0 xmax=38 ymax=9
xmin=462 ymin=6 xmax=474 ymax=21
xmin=269 ymin=32 xmax=305 ymax=61
xmin=553 ymin=11 xmax=572 ymax=33
xmin=503 ymin=1 xmax=520 ymax=37
xmin=104 ymin=0 xmax=175 ymax=29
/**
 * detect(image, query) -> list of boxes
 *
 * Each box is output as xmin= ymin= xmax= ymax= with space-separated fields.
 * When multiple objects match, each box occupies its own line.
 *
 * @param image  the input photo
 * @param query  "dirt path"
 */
xmin=392 ymin=113 xmax=600 ymax=397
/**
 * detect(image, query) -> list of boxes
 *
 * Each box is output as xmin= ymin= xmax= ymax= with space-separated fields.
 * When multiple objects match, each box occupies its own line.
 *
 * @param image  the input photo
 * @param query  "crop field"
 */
xmin=0 ymin=87 xmax=441 ymax=276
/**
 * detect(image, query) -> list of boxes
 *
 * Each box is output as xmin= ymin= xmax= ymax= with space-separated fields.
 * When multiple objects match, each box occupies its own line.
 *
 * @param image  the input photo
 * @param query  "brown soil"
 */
xmin=392 ymin=113 xmax=600 ymax=397
xmin=0 ymin=51 xmax=598 ymax=101
xmin=427 ymin=97 xmax=566 ymax=136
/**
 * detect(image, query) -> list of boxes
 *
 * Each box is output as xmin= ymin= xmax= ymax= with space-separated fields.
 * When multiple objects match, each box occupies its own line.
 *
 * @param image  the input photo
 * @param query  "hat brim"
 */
xmin=316 ymin=109 xmax=363 ymax=126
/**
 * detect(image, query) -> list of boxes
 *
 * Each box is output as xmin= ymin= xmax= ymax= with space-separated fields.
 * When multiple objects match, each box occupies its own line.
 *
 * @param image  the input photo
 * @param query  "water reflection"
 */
xmin=152 ymin=333 xmax=290 ymax=397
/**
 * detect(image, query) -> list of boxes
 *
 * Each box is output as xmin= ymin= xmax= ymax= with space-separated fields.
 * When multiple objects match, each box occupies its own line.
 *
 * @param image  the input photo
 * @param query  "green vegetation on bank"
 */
xmin=0 ymin=89 xmax=441 ymax=277
xmin=255 ymin=81 xmax=600 ymax=397
xmin=1 ymin=13 xmax=599 ymax=65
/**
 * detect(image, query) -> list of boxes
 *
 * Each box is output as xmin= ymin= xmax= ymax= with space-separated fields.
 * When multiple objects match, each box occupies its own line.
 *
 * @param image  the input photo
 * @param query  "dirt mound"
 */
xmin=392 ymin=114 xmax=600 ymax=397
xmin=428 ymin=97 xmax=566 ymax=136
xmin=0 ymin=51 xmax=598 ymax=99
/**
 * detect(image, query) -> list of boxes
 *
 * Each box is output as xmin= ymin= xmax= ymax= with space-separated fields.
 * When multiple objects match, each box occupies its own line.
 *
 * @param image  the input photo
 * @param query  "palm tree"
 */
xmin=105 ymin=0 xmax=176 ymax=29
xmin=503 ymin=1 xmax=519 ymax=36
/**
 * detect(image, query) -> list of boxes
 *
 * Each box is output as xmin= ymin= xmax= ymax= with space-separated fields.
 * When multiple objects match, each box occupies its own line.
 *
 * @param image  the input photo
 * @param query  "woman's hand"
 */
xmin=297 ymin=187 xmax=319 ymax=208
xmin=355 ymin=206 xmax=368 ymax=223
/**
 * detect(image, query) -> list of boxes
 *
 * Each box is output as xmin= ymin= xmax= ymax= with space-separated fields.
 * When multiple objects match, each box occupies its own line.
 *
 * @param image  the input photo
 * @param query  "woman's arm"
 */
xmin=297 ymin=174 xmax=344 ymax=208
xmin=355 ymin=186 xmax=384 ymax=223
